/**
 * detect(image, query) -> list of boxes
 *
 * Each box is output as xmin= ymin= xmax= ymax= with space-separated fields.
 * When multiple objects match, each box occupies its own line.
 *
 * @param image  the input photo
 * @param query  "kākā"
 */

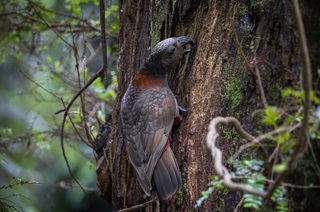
xmin=120 ymin=36 xmax=194 ymax=200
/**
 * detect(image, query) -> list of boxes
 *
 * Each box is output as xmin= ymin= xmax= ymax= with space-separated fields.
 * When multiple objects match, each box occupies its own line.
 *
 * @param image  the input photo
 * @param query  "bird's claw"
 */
xmin=178 ymin=105 xmax=188 ymax=114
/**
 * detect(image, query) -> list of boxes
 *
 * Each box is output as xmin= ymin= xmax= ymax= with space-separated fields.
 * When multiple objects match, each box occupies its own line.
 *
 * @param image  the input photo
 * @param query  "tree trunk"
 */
xmin=94 ymin=0 xmax=315 ymax=211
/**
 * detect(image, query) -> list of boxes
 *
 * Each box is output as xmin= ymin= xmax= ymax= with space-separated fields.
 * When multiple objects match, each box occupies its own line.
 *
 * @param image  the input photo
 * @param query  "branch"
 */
xmin=0 ymin=131 xmax=52 ymax=148
xmin=54 ymin=69 xmax=104 ymax=115
xmin=71 ymin=33 xmax=93 ymax=145
xmin=0 ymin=180 xmax=41 ymax=189
xmin=118 ymin=198 xmax=158 ymax=212
xmin=59 ymin=100 xmax=86 ymax=194
xmin=28 ymin=0 xmax=73 ymax=48
xmin=56 ymin=181 xmax=98 ymax=192
xmin=100 ymin=0 xmax=108 ymax=73
xmin=28 ymin=0 xmax=117 ymax=38
xmin=231 ymin=122 xmax=302 ymax=160
xmin=206 ymin=117 xmax=268 ymax=197
xmin=234 ymin=32 xmax=256 ymax=76
xmin=234 ymin=32 xmax=268 ymax=109
xmin=18 ymin=70 xmax=61 ymax=99
xmin=253 ymin=52 xmax=268 ymax=109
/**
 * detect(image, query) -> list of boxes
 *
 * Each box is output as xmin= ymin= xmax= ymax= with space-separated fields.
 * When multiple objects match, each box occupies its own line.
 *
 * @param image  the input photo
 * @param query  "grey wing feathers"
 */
xmin=120 ymin=86 xmax=178 ymax=196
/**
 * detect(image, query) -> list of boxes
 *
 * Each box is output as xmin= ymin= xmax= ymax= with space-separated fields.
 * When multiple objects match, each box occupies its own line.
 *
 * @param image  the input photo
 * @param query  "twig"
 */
xmin=99 ymin=0 xmax=108 ymax=73
xmin=234 ymin=32 xmax=256 ymax=76
xmin=28 ymin=0 xmax=116 ymax=38
xmin=59 ymin=100 xmax=86 ymax=194
xmin=0 ymin=131 xmax=52 ymax=148
xmin=18 ymin=70 xmax=60 ymax=99
xmin=54 ymin=69 xmax=104 ymax=115
xmin=118 ymin=198 xmax=158 ymax=212
xmin=230 ymin=175 xmax=320 ymax=189
xmin=234 ymin=32 xmax=268 ymax=108
xmin=268 ymin=180 xmax=320 ymax=190
xmin=71 ymin=33 xmax=94 ymax=144
xmin=57 ymin=181 xmax=98 ymax=192
xmin=307 ymin=135 xmax=320 ymax=174
xmin=31 ymin=51 xmax=77 ymax=87
xmin=0 ymin=181 xmax=41 ymax=189
xmin=232 ymin=122 xmax=302 ymax=160
xmin=67 ymin=111 xmax=92 ymax=147
xmin=234 ymin=197 xmax=244 ymax=212
xmin=29 ymin=0 xmax=84 ymax=20
xmin=253 ymin=52 xmax=268 ymax=109
xmin=28 ymin=0 xmax=72 ymax=48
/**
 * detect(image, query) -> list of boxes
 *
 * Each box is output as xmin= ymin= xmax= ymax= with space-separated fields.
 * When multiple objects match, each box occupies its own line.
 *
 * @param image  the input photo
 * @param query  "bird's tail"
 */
xmin=153 ymin=147 xmax=182 ymax=200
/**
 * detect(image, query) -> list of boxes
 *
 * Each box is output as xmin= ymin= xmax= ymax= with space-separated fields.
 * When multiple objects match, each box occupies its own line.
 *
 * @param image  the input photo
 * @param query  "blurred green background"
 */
xmin=0 ymin=0 xmax=118 ymax=211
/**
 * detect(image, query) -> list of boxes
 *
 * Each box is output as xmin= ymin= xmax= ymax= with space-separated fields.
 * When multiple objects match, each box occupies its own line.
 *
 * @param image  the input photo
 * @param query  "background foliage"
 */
xmin=0 ymin=0 xmax=118 ymax=211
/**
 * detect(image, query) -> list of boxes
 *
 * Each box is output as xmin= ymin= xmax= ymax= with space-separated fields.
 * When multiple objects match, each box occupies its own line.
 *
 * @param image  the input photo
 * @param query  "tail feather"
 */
xmin=153 ymin=148 xmax=182 ymax=200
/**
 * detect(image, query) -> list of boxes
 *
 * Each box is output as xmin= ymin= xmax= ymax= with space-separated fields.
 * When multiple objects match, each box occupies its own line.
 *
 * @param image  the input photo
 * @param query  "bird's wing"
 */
xmin=120 ymin=86 xmax=178 ymax=195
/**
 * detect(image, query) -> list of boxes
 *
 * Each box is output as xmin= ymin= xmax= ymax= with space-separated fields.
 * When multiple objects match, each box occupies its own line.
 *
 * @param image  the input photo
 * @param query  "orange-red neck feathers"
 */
xmin=132 ymin=71 xmax=167 ymax=89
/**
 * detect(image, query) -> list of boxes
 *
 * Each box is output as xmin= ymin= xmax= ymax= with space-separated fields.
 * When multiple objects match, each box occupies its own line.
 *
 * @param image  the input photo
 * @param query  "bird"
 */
xmin=120 ymin=36 xmax=194 ymax=201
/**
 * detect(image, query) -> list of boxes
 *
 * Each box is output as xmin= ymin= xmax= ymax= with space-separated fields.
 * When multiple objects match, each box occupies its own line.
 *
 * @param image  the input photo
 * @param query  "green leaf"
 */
xmin=281 ymin=88 xmax=292 ymax=97
xmin=17 ymin=177 xmax=23 ymax=183
xmin=55 ymin=60 xmax=62 ymax=73
xmin=36 ymin=140 xmax=51 ymax=150
xmin=263 ymin=106 xmax=280 ymax=128
xmin=272 ymin=187 xmax=289 ymax=211
xmin=311 ymin=91 xmax=320 ymax=104
xmin=47 ymin=55 xmax=52 ymax=63
xmin=273 ymin=160 xmax=288 ymax=173
xmin=34 ymin=133 xmax=44 ymax=141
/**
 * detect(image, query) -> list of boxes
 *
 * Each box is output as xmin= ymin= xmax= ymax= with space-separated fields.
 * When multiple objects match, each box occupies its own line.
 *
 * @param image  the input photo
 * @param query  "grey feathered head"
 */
xmin=143 ymin=36 xmax=194 ymax=74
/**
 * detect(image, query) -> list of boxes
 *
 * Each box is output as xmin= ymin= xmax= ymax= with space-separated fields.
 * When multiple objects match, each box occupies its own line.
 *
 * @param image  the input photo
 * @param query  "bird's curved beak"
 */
xmin=177 ymin=36 xmax=195 ymax=57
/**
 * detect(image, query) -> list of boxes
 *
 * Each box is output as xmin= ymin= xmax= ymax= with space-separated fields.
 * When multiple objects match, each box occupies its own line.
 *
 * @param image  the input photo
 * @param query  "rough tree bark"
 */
xmin=94 ymin=0 xmax=318 ymax=211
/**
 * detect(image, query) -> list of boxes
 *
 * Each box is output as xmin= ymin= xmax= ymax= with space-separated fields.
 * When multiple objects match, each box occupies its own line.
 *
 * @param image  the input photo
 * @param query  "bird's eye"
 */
xmin=169 ymin=46 xmax=176 ymax=54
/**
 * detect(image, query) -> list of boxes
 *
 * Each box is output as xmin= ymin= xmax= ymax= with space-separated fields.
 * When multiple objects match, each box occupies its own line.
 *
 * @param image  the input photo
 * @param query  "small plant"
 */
xmin=195 ymin=176 xmax=224 ymax=208
xmin=242 ymin=173 xmax=265 ymax=210
xmin=272 ymin=186 xmax=288 ymax=212
xmin=195 ymin=159 xmax=289 ymax=211
xmin=233 ymin=160 xmax=265 ymax=210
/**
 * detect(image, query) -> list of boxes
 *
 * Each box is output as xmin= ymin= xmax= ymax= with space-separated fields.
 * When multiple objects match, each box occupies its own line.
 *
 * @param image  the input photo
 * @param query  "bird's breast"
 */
xmin=132 ymin=72 xmax=167 ymax=89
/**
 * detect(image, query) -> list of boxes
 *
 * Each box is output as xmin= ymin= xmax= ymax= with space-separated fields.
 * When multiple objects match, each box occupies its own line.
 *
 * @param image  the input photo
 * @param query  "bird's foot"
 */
xmin=178 ymin=105 xmax=188 ymax=113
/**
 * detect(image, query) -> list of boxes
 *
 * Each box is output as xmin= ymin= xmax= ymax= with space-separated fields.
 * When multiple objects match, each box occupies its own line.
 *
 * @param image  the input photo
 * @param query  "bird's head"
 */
xmin=143 ymin=36 xmax=194 ymax=75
